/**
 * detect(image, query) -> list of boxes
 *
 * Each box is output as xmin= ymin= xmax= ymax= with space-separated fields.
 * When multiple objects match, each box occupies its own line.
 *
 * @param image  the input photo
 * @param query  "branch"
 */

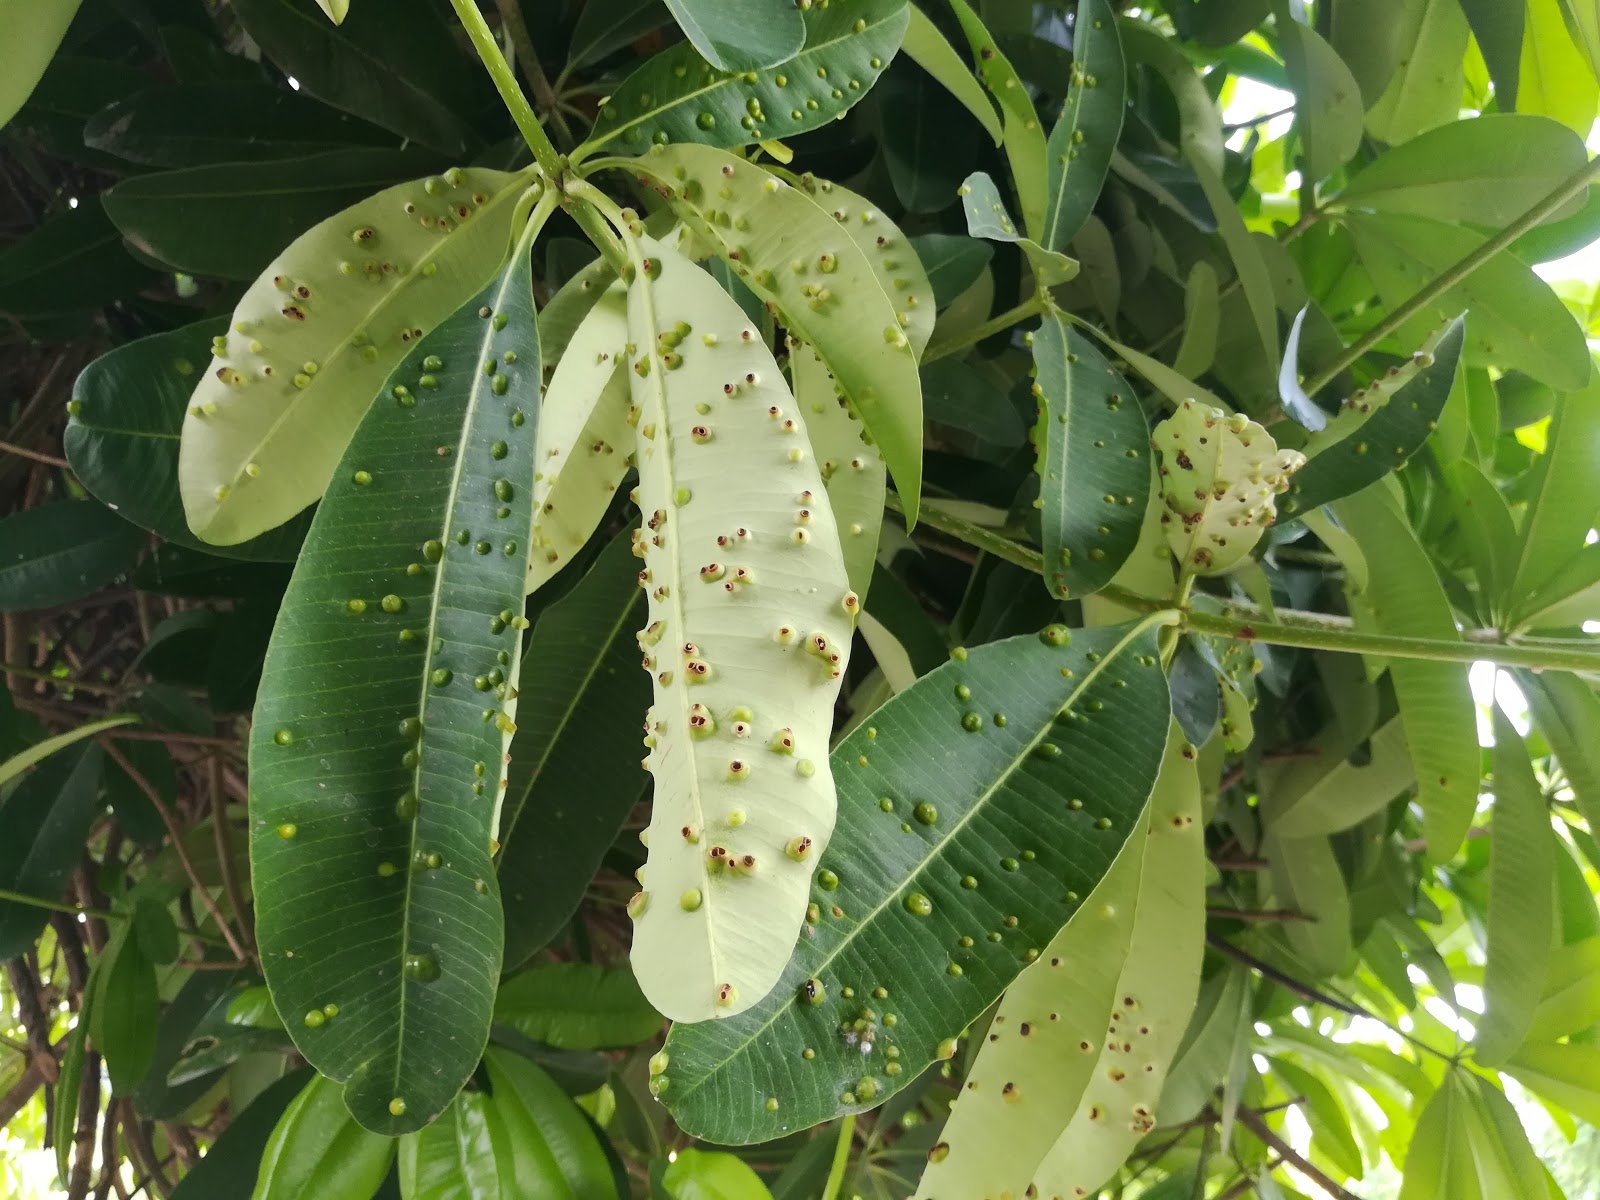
xmin=922 ymin=296 xmax=1046 ymax=364
xmin=448 ymin=0 xmax=563 ymax=179
xmin=1234 ymin=1106 xmax=1365 ymax=1200
xmin=1302 ymin=153 xmax=1600 ymax=396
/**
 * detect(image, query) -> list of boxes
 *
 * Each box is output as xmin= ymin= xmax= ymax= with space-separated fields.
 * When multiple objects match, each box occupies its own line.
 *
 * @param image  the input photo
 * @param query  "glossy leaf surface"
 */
xmin=249 ymin=221 xmax=546 ymax=1133
xmin=249 ymin=1072 xmax=396 ymax=1200
xmin=66 ymin=319 xmax=312 ymax=561
xmin=499 ymin=532 xmax=649 ymax=969
xmin=1281 ymin=316 xmax=1466 ymax=517
xmin=1041 ymin=0 xmax=1124 ymax=252
xmin=1031 ymin=311 xmax=1151 ymax=599
xmin=631 ymin=147 xmax=924 ymax=518
xmin=624 ymin=235 xmax=854 ymax=1022
xmin=482 ymin=1049 xmax=621 ymax=1199
xmin=0 ymin=0 xmax=81 ymax=128
xmin=494 ymin=962 xmax=661 ymax=1050
xmin=899 ymin=4 xmax=1002 ymax=144
xmin=231 ymin=0 xmax=479 ymax=155
xmin=0 ymin=744 xmax=105 ymax=959
xmin=657 ymin=620 xmax=1170 ymax=1144
xmin=579 ymin=0 xmax=907 ymax=157
xmin=179 ymin=166 xmax=532 ymax=544
xmin=663 ymin=0 xmax=804 ymax=71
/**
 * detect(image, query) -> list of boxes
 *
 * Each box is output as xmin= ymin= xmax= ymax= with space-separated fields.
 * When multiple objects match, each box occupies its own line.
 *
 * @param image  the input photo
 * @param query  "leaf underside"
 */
xmin=656 ymin=621 xmax=1170 ymax=1144
xmin=249 ymin=227 xmax=544 ymax=1134
xmin=625 ymin=235 xmax=856 ymax=1023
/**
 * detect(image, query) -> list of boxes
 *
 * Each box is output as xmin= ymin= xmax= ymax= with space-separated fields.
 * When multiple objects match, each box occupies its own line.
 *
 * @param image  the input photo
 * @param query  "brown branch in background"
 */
xmin=1235 ymin=1107 xmax=1364 ymax=1200
xmin=101 ymin=740 xmax=250 ymax=963
xmin=92 ymin=1098 xmax=120 ymax=1200
xmin=0 ymin=1058 xmax=52 ymax=1127
xmin=1208 ymin=935 xmax=1368 ymax=1019
xmin=6 ymin=957 xmax=59 ymax=1084
xmin=0 ymin=438 xmax=69 ymax=468
xmin=51 ymin=911 xmax=92 ymax=996
xmin=1207 ymin=908 xmax=1311 ymax=923
xmin=120 ymin=1108 xmax=172 ymax=1199
xmin=493 ymin=0 xmax=573 ymax=147
xmin=209 ymin=755 xmax=257 ymax=970
xmin=67 ymin=1051 xmax=102 ymax=1200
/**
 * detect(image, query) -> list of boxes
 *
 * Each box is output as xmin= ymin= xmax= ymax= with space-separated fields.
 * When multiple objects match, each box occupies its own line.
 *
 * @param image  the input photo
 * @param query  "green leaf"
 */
xmin=568 ymin=0 xmax=672 ymax=71
xmin=1030 ymin=312 xmax=1151 ymax=599
xmin=958 ymin=171 xmax=1078 ymax=286
xmin=0 ymin=715 xmax=130 ymax=794
xmin=1347 ymin=212 xmax=1590 ymax=389
xmin=879 ymin=58 xmax=985 ymax=214
xmin=1262 ymin=715 xmax=1413 ymax=838
xmin=947 ymin=0 xmax=1049 ymax=240
xmin=1400 ymin=1068 xmax=1478 ymax=1200
xmin=1443 ymin=459 xmax=1520 ymax=621
xmin=231 ymin=0 xmax=480 ymax=156
xmin=1520 ymin=671 xmax=1600 ymax=834
xmin=105 ymin=148 xmax=445 ymax=282
xmin=1364 ymin=0 xmax=1470 ymax=144
xmin=1508 ymin=382 xmax=1600 ymax=628
xmin=1520 ymin=0 xmax=1600 ymax=134
xmin=1328 ymin=0 xmax=1409 ymax=106
xmin=1339 ymin=115 xmax=1587 ymax=227
xmin=0 ymin=0 xmax=81 ymax=128
xmin=1161 ymin=964 xmax=1252 ymax=1124
xmin=664 ymin=0 xmax=804 ymax=71
xmin=1476 ymin=705 xmax=1557 ymax=1066
xmin=621 ymin=234 xmax=856 ymax=1022
xmin=178 ymin=165 xmax=535 ymax=545
xmin=397 ymin=1087 xmax=512 ymax=1200
xmin=1269 ymin=1058 xmax=1364 ymax=1180
xmin=655 ymin=620 xmax=1171 ymax=1144
xmin=577 ymin=0 xmax=908 ymax=157
xmin=495 ymin=963 xmax=662 ymax=1051
xmin=67 ymin=320 xmax=312 ymax=562
xmin=1173 ymin=261 xmax=1220 ymax=379
xmin=1040 ymin=0 xmax=1124 ymax=252
xmin=526 ymin=283 xmax=635 ymax=593
xmin=84 ymin=84 xmax=396 ymax=167
xmin=1280 ymin=316 xmax=1466 ymax=517
xmin=499 ymin=532 xmax=649 ymax=969
xmin=250 ymin=1072 xmax=397 ymax=1200
xmin=1118 ymin=21 xmax=1224 ymax=177
xmin=482 ymin=1048 xmax=621 ymax=1199
xmin=1278 ymin=17 xmax=1363 ymax=181
xmin=663 ymin=1147 xmax=775 ymax=1199
xmin=0 ymin=198 xmax=159 ymax=320
xmin=1460 ymin=1071 xmax=1549 ymax=1197
xmin=783 ymin=172 xmax=935 ymax=357
xmin=1457 ymin=0 xmax=1523 ymax=107
xmin=629 ymin=148 xmax=924 ymax=520
xmin=53 ymin=1009 xmax=89 ymax=1186
xmin=171 ymin=1070 xmax=314 ymax=1200
xmin=917 ymin=723 xmax=1203 ymax=1199
xmin=1333 ymin=486 xmax=1478 ymax=865
xmin=792 ymin=344 xmax=885 ymax=601
xmin=1525 ymin=934 xmax=1600 ymax=1041
xmin=89 ymin=922 xmax=159 ymax=1094
xmin=1190 ymin=154 xmax=1280 ymax=371
xmin=0 ymin=501 xmax=144 ymax=614
xmin=315 ymin=0 xmax=349 ymax=22
xmin=1264 ymin=832 xmax=1353 ymax=975
xmin=249 ymin=213 xmax=549 ymax=1134
xmin=1153 ymin=401 xmax=1304 ymax=576
xmin=899 ymin=4 xmax=1002 ymax=144
xmin=910 ymin=234 xmax=993 ymax=308
xmin=1503 ymin=1040 xmax=1600 ymax=1126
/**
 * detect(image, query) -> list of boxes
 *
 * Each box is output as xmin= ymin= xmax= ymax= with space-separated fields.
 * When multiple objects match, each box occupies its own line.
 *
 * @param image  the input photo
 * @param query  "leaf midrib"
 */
xmin=387 ymin=212 xmax=542 ymax=1100
xmin=670 ymin=618 xmax=1162 ymax=1105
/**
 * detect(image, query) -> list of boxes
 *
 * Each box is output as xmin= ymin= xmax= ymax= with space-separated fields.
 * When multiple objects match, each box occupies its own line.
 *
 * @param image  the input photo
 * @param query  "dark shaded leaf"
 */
xmin=908 ymin=233 xmax=993 ymax=308
xmin=1041 ymin=0 xmax=1124 ymax=251
xmin=84 ymin=82 xmax=398 ymax=167
xmin=103 ymin=148 xmax=443 ymax=281
xmin=167 ymin=1068 xmax=314 ymax=1200
xmin=230 ymin=0 xmax=481 ymax=155
xmin=495 ymin=963 xmax=662 ymax=1051
xmin=568 ymin=0 xmax=672 ymax=70
xmin=499 ymin=531 xmax=649 ymax=970
xmin=0 ymin=500 xmax=143 ymax=614
xmin=663 ymin=0 xmax=804 ymax=71
xmin=0 ymin=198 xmax=159 ymax=320
xmin=0 ymin=744 xmax=104 ymax=961
xmin=89 ymin=922 xmax=160 ymax=1094
xmin=67 ymin=320 xmax=313 ymax=562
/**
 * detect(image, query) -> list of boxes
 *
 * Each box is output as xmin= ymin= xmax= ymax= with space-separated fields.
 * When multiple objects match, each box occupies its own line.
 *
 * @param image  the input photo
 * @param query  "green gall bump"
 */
xmin=346 ymin=599 xmax=367 ymax=614
xmin=381 ymin=594 xmax=405 ymax=614
xmin=817 ymin=868 xmax=839 ymax=891
xmin=490 ymin=441 xmax=508 ymax=459
xmin=273 ymin=729 xmax=294 ymax=746
xmin=276 ymin=823 xmax=297 ymax=840
xmin=679 ymin=888 xmax=702 ymax=911
xmin=1040 ymin=624 xmax=1072 ymax=646
xmin=914 ymin=802 xmax=938 ymax=826
xmin=961 ymin=712 xmax=983 ymax=732
xmin=388 ymin=1098 xmax=407 ymax=1117
xmin=905 ymin=893 xmax=933 ymax=917
xmin=403 ymin=954 xmax=439 ymax=982
xmin=961 ymin=875 xmax=978 ymax=889
xmin=431 ymin=668 xmax=452 ymax=687
xmin=378 ymin=862 xmax=397 ymax=877
xmin=303 ymin=1009 xmax=325 ymax=1028
xmin=878 ymin=797 xmax=894 ymax=813
xmin=627 ymin=891 xmax=650 ymax=919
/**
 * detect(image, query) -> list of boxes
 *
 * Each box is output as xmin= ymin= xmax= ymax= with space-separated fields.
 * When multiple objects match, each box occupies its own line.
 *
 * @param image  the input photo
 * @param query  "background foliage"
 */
xmin=4 ymin=1 xmax=1600 ymax=1198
